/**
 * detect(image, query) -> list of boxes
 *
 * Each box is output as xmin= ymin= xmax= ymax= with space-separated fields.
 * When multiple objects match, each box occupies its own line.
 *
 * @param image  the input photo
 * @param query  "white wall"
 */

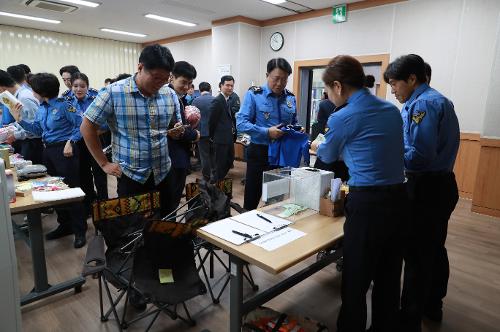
xmin=0 ymin=25 xmax=141 ymax=93
xmin=238 ymin=23 xmax=262 ymax=95
xmin=257 ymin=0 xmax=500 ymax=134
xmin=163 ymin=35 xmax=215 ymax=92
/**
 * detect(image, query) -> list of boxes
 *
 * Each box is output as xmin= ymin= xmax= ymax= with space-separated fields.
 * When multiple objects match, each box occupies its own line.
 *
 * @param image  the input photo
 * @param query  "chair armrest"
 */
xmin=82 ymin=235 xmax=106 ymax=277
xmin=230 ymin=202 xmax=246 ymax=214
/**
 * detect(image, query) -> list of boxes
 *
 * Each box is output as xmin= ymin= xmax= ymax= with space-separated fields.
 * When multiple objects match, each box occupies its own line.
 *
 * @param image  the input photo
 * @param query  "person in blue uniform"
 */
xmin=312 ymin=55 xmax=408 ymax=332
xmin=384 ymin=54 xmax=459 ymax=331
xmin=70 ymin=72 xmax=109 ymax=204
xmin=236 ymin=58 xmax=297 ymax=210
xmin=18 ymin=73 xmax=87 ymax=248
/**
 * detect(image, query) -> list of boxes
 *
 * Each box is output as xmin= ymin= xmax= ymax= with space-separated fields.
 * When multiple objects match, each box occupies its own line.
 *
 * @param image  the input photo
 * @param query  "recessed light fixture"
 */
xmin=0 ymin=11 xmax=60 ymax=24
xmin=145 ymin=14 xmax=197 ymax=27
xmin=58 ymin=0 xmax=100 ymax=8
xmin=261 ymin=0 xmax=287 ymax=4
xmin=100 ymin=28 xmax=147 ymax=38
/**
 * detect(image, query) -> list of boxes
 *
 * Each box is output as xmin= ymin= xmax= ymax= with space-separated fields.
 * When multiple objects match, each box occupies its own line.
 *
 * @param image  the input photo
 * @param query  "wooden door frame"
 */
xmin=292 ymin=53 xmax=391 ymax=108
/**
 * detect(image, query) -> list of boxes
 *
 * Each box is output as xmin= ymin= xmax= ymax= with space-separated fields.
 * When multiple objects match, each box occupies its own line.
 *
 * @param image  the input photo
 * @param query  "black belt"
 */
xmin=349 ymin=183 xmax=405 ymax=192
xmin=43 ymin=141 xmax=67 ymax=148
xmin=406 ymin=170 xmax=452 ymax=179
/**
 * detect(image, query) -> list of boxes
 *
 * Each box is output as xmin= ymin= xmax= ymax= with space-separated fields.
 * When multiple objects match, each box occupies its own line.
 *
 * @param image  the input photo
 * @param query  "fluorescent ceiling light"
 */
xmin=0 ymin=11 xmax=60 ymax=24
xmin=58 ymin=0 xmax=100 ymax=7
xmin=100 ymin=28 xmax=147 ymax=38
xmin=261 ymin=0 xmax=287 ymax=4
xmin=145 ymin=14 xmax=197 ymax=27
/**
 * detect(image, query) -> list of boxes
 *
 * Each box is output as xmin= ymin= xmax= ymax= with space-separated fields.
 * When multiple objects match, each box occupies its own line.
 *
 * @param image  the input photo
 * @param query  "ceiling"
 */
xmin=0 ymin=0 xmax=362 ymax=43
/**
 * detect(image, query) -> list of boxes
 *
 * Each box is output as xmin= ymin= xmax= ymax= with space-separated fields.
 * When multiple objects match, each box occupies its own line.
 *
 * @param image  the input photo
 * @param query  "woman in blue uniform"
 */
xmin=70 ymin=72 xmax=109 ymax=205
xmin=236 ymin=58 xmax=297 ymax=210
xmin=312 ymin=55 xmax=408 ymax=332
xmin=19 ymin=73 xmax=87 ymax=248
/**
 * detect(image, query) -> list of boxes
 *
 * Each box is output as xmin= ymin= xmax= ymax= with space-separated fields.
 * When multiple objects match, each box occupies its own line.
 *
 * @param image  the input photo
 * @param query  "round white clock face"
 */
xmin=270 ymin=32 xmax=284 ymax=51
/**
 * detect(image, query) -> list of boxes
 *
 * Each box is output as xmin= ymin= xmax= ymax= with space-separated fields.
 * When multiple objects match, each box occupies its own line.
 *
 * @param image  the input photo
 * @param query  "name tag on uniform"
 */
xmin=264 ymin=112 xmax=270 ymax=120
xmin=287 ymin=100 xmax=292 ymax=108
xmin=51 ymin=109 xmax=58 ymax=115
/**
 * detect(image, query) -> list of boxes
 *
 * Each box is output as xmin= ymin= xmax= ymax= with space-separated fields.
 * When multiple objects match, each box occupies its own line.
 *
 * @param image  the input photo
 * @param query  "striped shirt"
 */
xmin=84 ymin=75 xmax=179 ymax=185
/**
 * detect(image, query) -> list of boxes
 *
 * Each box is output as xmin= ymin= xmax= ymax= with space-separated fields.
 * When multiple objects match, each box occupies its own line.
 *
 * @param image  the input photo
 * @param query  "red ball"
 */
xmin=184 ymin=105 xmax=201 ymax=128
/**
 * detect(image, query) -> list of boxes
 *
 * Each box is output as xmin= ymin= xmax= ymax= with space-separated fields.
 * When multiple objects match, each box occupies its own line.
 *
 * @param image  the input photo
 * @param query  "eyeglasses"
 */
xmin=268 ymin=75 xmax=288 ymax=84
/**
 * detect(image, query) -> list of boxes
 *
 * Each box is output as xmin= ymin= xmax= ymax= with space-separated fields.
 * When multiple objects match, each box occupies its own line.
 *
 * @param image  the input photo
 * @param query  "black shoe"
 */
xmin=129 ymin=289 xmax=147 ymax=312
xmin=424 ymin=307 xmax=443 ymax=322
xmin=45 ymin=225 xmax=73 ymax=240
xmin=74 ymin=234 xmax=87 ymax=248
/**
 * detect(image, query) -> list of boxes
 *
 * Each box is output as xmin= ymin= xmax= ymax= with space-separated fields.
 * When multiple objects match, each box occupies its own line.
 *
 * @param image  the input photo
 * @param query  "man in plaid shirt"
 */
xmin=81 ymin=44 xmax=184 ymax=217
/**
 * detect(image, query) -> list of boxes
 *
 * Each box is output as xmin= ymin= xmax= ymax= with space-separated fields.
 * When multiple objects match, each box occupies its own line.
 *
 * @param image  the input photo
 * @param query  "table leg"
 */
xmin=229 ymin=255 xmax=244 ymax=332
xmin=20 ymin=210 xmax=86 ymax=306
xmin=27 ymin=211 xmax=49 ymax=292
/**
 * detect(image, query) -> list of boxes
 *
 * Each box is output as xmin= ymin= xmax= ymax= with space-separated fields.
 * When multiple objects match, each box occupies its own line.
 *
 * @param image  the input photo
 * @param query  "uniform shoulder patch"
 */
xmin=285 ymin=88 xmax=295 ymax=96
xmin=63 ymin=100 xmax=77 ymax=112
xmin=248 ymin=86 xmax=263 ymax=94
xmin=412 ymin=111 xmax=426 ymax=124
xmin=62 ymin=89 xmax=71 ymax=96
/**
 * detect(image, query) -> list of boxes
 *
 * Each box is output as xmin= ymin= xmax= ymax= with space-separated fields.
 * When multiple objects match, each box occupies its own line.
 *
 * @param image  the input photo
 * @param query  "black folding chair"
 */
xmin=82 ymin=191 xmax=160 ymax=331
xmin=186 ymin=179 xmax=259 ymax=304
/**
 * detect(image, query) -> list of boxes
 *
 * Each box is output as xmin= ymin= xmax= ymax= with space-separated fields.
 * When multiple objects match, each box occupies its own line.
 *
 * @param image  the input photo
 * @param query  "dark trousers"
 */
xmin=314 ymin=157 xmax=350 ymax=182
xmin=43 ymin=143 xmax=87 ymax=235
xmin=163 ymin=167 xmax=188 ymax=218
xmin=400 ymin=172 xmax=458 ymax=331
xmin=117 ymin=173 xmax=171 ymax=218
xmin=337 ymin=185 xmax=408 ymax=332
xmin=243 ymin=144 xmax=274 ymax=211
xmin=78 ymin=140 xmax=97 ymax=212
xmin=198 ymin=137 xmax=214 ymax=181
xmin=91 ymin=131 xmax=111 ymax=200
xmin=20 ymin=137 xmax=44 ymax=165
xmin=213 ymin=142 xmax=234 ymax=182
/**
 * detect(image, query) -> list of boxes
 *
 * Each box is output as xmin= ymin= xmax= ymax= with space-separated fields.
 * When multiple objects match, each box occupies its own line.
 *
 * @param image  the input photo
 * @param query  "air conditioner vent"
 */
xmin=23 ymin=0 xmax=78 ymax=13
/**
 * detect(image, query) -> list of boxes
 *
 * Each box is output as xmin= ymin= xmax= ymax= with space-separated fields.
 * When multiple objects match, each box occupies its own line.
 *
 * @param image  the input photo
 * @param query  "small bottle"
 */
xmin=5 ymin=169 xmax=16 ymax=203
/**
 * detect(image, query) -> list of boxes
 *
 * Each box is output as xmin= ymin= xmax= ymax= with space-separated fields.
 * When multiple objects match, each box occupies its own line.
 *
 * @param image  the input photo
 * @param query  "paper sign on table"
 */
xmin=253 ymin=227 xmax=306 ymax=251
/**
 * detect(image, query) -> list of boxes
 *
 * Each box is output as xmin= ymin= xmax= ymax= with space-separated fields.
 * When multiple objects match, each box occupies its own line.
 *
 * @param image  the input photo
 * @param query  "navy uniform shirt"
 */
xmin=62 ymin=87 xmax=98 ymax=101
xmin=19 ymin=97 xmax=82 ymax=144
xmin=402 ymin=83 xmax=460 ymax=172
xmin=236 ymin=84 xmax=297 ymax=145
xmin=317 ymin=88 xmax=405 ymax=186
xmin=70 ymin=94 xmax=109 ymax=133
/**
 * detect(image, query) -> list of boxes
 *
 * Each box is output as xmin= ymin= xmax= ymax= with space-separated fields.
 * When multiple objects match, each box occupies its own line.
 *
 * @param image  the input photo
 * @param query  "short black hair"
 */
xmin=71 ymin=72 xmax=89 ymax=86
xmin=18 ymin=64 xmax=31 ymax=74
xmin=7 ymin=65 xmax=26 ymax=84
xmin=219 ymin=75 xmax=234 ymax=88
xmin=172 ymin=61 xmax=197 ymax=80
xmin=383 ymin=54 xmax=427 ymax=84
xmin=114 ymin=73 xmax=132 ymax=82
xmin=199 ymin=81 xmax=211 ymax=92
xmin=0 ymin=70 xmax=16 ymax=88
xmin=30 ymin=73 xmax=60 ymax=99
xmin=139 ymin=44 xmax=175 ymax=72
xmin=364 ymin=74 xmax=375 ymax=88
xmin=59 ymin=65 xmax=80 ymax=77
xmin=104 ymin=78 xmax=112 ymax=84
xmin=266 ymin=58 xmax=292 ymax=75
xmin=424 ymin=62 xmax=432 ymax=84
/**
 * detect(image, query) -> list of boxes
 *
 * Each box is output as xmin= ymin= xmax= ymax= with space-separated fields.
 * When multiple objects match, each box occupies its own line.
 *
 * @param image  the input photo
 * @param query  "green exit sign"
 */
xmin=332 ymin=4 xmax=347 ymax=23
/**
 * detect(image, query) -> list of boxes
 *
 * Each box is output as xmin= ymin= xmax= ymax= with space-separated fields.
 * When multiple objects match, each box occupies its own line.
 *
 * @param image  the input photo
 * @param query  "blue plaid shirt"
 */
xmin=84 ymin=75 xmax=179 ymax=185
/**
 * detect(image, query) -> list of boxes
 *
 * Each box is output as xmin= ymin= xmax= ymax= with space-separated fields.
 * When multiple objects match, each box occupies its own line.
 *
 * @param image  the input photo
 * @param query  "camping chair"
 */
xmin=82 ymin=192 xmax=160 ymax=331
xmin=120 ymin=216 xmax=207 ymax=330
xmin=186 ymin=179 xmax=259 ymax=304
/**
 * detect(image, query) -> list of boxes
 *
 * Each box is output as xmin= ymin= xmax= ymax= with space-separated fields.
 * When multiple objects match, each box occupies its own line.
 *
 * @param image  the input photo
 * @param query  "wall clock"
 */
xmin=270 ymin=32 xmax=284 ymax=51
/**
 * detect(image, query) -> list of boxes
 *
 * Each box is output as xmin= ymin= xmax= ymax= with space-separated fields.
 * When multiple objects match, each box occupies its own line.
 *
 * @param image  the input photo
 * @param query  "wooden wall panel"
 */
xmin=454 ymin=133 xmax=481 ymax=199
xmin=472 ymin=139 xmax=500 ymax=217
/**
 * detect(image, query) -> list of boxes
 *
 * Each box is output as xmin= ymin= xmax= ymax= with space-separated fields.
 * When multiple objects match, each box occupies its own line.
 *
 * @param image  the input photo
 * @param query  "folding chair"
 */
xmin=82 ymin=192 xmax=160 ymax=331
xmin=186 ymin=179 xmax=259 ymax=304
xmin=122 ymin=218 xmax=207 ymax=330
